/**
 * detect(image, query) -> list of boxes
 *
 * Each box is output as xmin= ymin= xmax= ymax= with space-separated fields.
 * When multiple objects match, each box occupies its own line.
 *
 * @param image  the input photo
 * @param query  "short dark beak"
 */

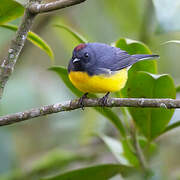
xmin=72 ymin=58 xmax=80 ymax=63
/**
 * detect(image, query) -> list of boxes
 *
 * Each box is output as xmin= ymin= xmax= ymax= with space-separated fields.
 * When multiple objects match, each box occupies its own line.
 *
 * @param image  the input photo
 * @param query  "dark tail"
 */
xmin=132 ymin=54 xmax=159 ymax=60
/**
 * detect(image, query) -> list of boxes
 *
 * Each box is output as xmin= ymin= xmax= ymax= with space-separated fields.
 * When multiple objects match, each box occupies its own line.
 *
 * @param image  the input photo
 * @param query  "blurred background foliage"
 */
xmin=0 ymin=0 xmax=180 ymax=179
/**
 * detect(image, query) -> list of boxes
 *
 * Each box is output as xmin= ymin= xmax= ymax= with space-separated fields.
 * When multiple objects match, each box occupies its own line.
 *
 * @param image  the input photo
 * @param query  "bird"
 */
xmin=68 ymin=42 xmax=159 ymax=108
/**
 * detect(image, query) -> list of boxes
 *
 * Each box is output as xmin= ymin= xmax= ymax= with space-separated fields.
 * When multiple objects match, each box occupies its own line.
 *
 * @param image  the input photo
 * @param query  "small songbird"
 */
xmin=68 ymin=42 xmax=159 ymax=107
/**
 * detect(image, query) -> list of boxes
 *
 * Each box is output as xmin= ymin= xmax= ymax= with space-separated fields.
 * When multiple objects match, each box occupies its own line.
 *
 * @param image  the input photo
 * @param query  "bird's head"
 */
xmin=68 ymin=43 xmax=96 ymax=73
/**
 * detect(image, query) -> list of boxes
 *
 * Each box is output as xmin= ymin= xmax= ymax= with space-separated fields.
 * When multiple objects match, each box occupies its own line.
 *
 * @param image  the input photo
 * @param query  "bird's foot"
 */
xmin=99 ymin=92 xmax=110 ymax=106
xmin=78 ymin=93 xmax=88 ymax=110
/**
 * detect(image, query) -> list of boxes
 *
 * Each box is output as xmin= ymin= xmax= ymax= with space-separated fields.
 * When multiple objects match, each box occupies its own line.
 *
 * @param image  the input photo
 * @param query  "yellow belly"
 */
xmin=68 ymin=69 xmax=128 ymax=93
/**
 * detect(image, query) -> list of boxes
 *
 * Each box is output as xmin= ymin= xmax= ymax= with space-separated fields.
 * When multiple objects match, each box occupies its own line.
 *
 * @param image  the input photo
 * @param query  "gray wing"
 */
xmin=87 ymin=43 xmax=158 ymax=75
xmin=94 ymin=46 xmax=138 ymax=72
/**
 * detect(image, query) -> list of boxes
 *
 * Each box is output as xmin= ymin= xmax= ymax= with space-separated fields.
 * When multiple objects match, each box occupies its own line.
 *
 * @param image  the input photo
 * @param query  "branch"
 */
xmin=0 ymin=7 xmax=37 ymax=99
xmin=0 ymin=0 xmax=86 ymax=99
xmin=0 ymin=97 xmax=180 ymax=126
xmin=29 ymin=0 xmax=86 ymax=14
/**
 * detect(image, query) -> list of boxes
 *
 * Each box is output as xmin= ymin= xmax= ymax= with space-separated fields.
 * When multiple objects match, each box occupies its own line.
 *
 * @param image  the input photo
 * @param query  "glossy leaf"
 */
xmin=1 ymin=24 xmax=54 ymax=61
xmin=48 ymin=66 xmax=126 ymax=137
xmin=0 ymin=0 xmax=24 ymax=25
xmin=42 ymin=164 xmax=134 ymax=180
xmin=114 ymin=38 xmax=175 ymax=139
xmin=114 ymin=38 xmax=157 ymax=75
xmin=115 ymin=38 xmax=157 ymax=98
xmin=125 ymin=72 xmax=176 ymax=139
xmin=54 ymin=24 xmax=88 ymax=44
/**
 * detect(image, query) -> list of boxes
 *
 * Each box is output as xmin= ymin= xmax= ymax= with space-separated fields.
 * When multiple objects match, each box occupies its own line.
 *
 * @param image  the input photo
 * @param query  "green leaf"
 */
xmin=0 ymin=0 xmax=24 ymax=25
xmin=99 ymin=134 xmax=156 ymax=168
xmin=161 ymin=40 xmax=180 ymax=45
xmin=0 ymin=149 xmax=96 ymax=180
xmin=48 ymin=66 xmax=126 ymax=137
xmin=162 ymin=121 xmax=180 ymax=134
xmin=42 ymin=164 xmax=134 ymax=180
xmin=0 ymin=24 xmax=54 ymax=61
xmin=176 ymin=85 xmax=180 ymax=93
xmin=114 ymin=38 xmax=157 ymax=75
xmin=31 ymin=149 xmax=84 ymax=176
xmin=54 ymin=24 xmax=88 ymax=44
xmin=99 ymin=135 xmax=136 ymax=166
xmin=115 ymin=38 xmax=157 ymax=98
xmin=48 ymin=66 xmax=82 ymax=97
xmin=125 ymin=72 xmax=176 ymax=139
xmin=29 ymin=149 xmax=95 ymax=178
xmin=114 ymin=38 xmax=175 ymax=139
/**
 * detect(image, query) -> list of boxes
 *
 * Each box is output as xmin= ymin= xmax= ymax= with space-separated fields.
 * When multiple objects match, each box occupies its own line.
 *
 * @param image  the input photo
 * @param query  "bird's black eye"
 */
xmin=84 ymin=52 xmax=89 ymax=58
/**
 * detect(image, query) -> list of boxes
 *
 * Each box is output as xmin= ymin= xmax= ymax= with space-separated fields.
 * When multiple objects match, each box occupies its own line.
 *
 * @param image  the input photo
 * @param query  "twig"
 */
xmin=0 ymin=97 xmax=180 ymax=126
xmin=0 ymin=0 xmax=86 ymax=99
xmin=29 ymin=0 xmax=86 ymax=14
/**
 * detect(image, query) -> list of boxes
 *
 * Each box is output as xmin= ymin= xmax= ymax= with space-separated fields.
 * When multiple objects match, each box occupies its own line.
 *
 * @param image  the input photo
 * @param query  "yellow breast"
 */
xmin=68 ymin=69 xmax=128 ymax=93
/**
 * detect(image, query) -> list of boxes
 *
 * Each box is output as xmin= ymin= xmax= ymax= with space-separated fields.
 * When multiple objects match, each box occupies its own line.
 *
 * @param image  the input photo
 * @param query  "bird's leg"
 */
xmin=78 ymin=93 xmax=88 ymax=110
xmin=99 ymin=92 xmax=110 ymax=106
